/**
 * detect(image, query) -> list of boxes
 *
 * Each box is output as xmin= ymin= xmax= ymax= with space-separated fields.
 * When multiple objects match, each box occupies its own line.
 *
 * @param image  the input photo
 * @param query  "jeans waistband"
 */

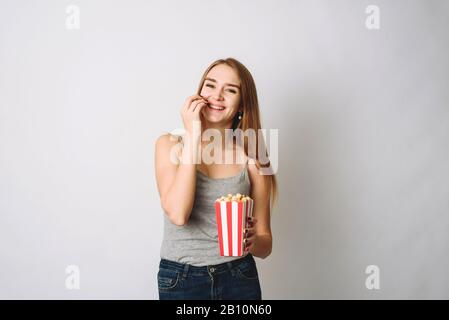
xmin=159 ymin=254 xmax=255 ymax=277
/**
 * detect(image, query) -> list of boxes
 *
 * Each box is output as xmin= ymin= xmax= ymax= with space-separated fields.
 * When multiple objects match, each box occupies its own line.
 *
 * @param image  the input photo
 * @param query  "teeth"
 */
xmin=209 ymin=104 xmax=225 ymax=111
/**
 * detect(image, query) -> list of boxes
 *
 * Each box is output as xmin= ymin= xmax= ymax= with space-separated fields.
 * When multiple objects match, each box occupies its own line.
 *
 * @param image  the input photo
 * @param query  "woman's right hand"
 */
xmin=180 ymin=94 xmax=208 ymax=137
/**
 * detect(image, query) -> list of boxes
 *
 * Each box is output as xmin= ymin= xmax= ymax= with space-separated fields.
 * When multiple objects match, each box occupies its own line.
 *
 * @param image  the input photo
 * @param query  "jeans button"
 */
xmin=209 ymin=267 xmax=215 ymax=273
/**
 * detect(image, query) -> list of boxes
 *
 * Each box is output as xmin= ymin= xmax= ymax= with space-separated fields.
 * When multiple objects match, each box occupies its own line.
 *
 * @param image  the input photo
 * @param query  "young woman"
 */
xmin=154 ymin=58 xmax=277 ymax=300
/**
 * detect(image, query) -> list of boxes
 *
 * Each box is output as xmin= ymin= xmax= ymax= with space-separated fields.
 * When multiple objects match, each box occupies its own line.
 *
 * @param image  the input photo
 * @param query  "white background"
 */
xmin=1 ymin=0 xmax=448 ymax=299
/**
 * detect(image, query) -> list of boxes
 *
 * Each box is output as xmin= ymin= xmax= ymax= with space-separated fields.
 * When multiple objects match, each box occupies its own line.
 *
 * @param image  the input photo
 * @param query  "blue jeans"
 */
xmin=158 ymin=254 xmax=262 ymax=300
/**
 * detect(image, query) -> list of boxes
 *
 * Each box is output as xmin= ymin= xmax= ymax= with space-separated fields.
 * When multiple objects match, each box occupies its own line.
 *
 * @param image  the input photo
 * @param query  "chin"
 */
xmin=202 ymin=111 xmax=225 ymax=123
xmin=203 ymin=116 xmax=224 ymax=124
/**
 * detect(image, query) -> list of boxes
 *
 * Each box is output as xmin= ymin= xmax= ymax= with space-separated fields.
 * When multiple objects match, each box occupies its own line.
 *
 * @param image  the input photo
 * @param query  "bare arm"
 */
xmin=244 ymin=161 xmax=273 ymax=259
xmin=154 ymin=95 xmax=207 ymax=226
xmin=155 ymin=134 xmax=200 ymax=225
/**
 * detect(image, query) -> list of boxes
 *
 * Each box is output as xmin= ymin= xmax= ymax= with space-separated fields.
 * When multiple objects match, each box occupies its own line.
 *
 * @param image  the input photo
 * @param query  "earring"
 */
xmin=238 ymin=111 xmax=243 ymax=120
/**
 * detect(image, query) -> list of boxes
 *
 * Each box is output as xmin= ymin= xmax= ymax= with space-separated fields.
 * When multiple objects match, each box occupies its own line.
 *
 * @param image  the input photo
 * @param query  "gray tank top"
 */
xmin=160 ymin=155 xmax=251 ymax=266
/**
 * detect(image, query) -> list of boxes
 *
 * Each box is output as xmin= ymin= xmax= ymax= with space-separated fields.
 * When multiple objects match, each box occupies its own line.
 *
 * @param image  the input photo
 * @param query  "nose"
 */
xmin=210 ymin=87 xmax=224 ymax=101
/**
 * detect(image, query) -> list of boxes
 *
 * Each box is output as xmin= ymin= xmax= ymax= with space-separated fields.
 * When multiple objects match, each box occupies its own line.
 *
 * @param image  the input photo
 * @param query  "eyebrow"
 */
xmin=204 ymin=77 xmax=240 ymax=89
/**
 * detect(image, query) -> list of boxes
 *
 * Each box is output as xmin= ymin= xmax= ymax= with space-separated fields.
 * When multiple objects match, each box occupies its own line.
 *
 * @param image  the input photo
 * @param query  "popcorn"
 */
xmin=215 ymin=194 xmax=254 ymax=257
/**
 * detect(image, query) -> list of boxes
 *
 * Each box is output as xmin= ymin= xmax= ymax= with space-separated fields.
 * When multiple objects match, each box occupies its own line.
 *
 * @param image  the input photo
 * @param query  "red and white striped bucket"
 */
xmin=215 ymin=197 xmax=254 ymax=257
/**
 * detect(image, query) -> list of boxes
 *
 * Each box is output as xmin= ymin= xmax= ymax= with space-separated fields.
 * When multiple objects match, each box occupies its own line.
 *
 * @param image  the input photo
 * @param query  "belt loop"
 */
xmin=182 ymin=264 xmax=189 ymax=278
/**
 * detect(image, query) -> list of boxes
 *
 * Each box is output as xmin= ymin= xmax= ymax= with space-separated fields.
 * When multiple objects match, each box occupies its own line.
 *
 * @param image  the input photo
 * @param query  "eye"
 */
xmin=227 ymin=89 xmax=237 ymax=94
xmin=205 ymin=84 xmax=214 ymax=88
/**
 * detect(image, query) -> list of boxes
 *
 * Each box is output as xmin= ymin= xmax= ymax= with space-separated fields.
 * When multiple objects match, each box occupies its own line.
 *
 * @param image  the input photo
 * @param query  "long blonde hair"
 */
xmin=196 ymin=58 xmax=278 ymax=209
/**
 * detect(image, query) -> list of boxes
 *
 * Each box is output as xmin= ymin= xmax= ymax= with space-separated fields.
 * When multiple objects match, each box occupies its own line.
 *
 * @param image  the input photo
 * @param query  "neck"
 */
xmin=201 ymin=121 xmax=234 ymax=150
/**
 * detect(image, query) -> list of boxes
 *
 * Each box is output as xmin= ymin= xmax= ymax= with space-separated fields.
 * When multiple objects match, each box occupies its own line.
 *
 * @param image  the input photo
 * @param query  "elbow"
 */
xmin=258 ymin=249 xmax=272 ymax=260
xmin=258 ymin=236 xmax=272 ymax=259
xmin=262 ymin=248 xmax=272 ymax=259
xmin=161 ymin=199 xmax=189 ymax=226
xmin=169 ymin=214 xmax=187 ymax=226
xmin=253 ymin=250 xmax=271 ymax=260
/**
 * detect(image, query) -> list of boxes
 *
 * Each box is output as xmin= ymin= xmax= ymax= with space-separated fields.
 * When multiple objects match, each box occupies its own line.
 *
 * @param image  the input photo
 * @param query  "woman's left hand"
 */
xmin=243 ymin=216 xmax=257 ymax=255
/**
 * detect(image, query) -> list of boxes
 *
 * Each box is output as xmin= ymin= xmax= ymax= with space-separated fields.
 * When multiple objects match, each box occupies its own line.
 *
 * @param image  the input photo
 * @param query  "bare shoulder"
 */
xmin=155 ymin=133 xmax=183 ymax=164
xmin=156 ymin=133 xmax=182 ymax=148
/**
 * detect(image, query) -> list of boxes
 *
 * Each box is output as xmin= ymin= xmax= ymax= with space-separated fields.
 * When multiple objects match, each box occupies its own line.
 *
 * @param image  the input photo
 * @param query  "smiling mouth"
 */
xmin=207 ymin=104 xmax=225 ymax=111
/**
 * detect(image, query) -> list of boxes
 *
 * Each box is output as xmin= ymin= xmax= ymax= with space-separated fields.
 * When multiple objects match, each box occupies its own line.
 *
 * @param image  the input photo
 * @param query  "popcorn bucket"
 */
xmin=215 ymin=194 xmax=254 ymax=257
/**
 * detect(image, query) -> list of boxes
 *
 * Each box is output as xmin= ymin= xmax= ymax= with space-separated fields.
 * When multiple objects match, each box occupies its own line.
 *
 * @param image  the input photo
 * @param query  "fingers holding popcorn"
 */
xmin=243 ymin=235 xmax=256 ymax=254
xmin=244 ymin=226 xmax=255 ymax=239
